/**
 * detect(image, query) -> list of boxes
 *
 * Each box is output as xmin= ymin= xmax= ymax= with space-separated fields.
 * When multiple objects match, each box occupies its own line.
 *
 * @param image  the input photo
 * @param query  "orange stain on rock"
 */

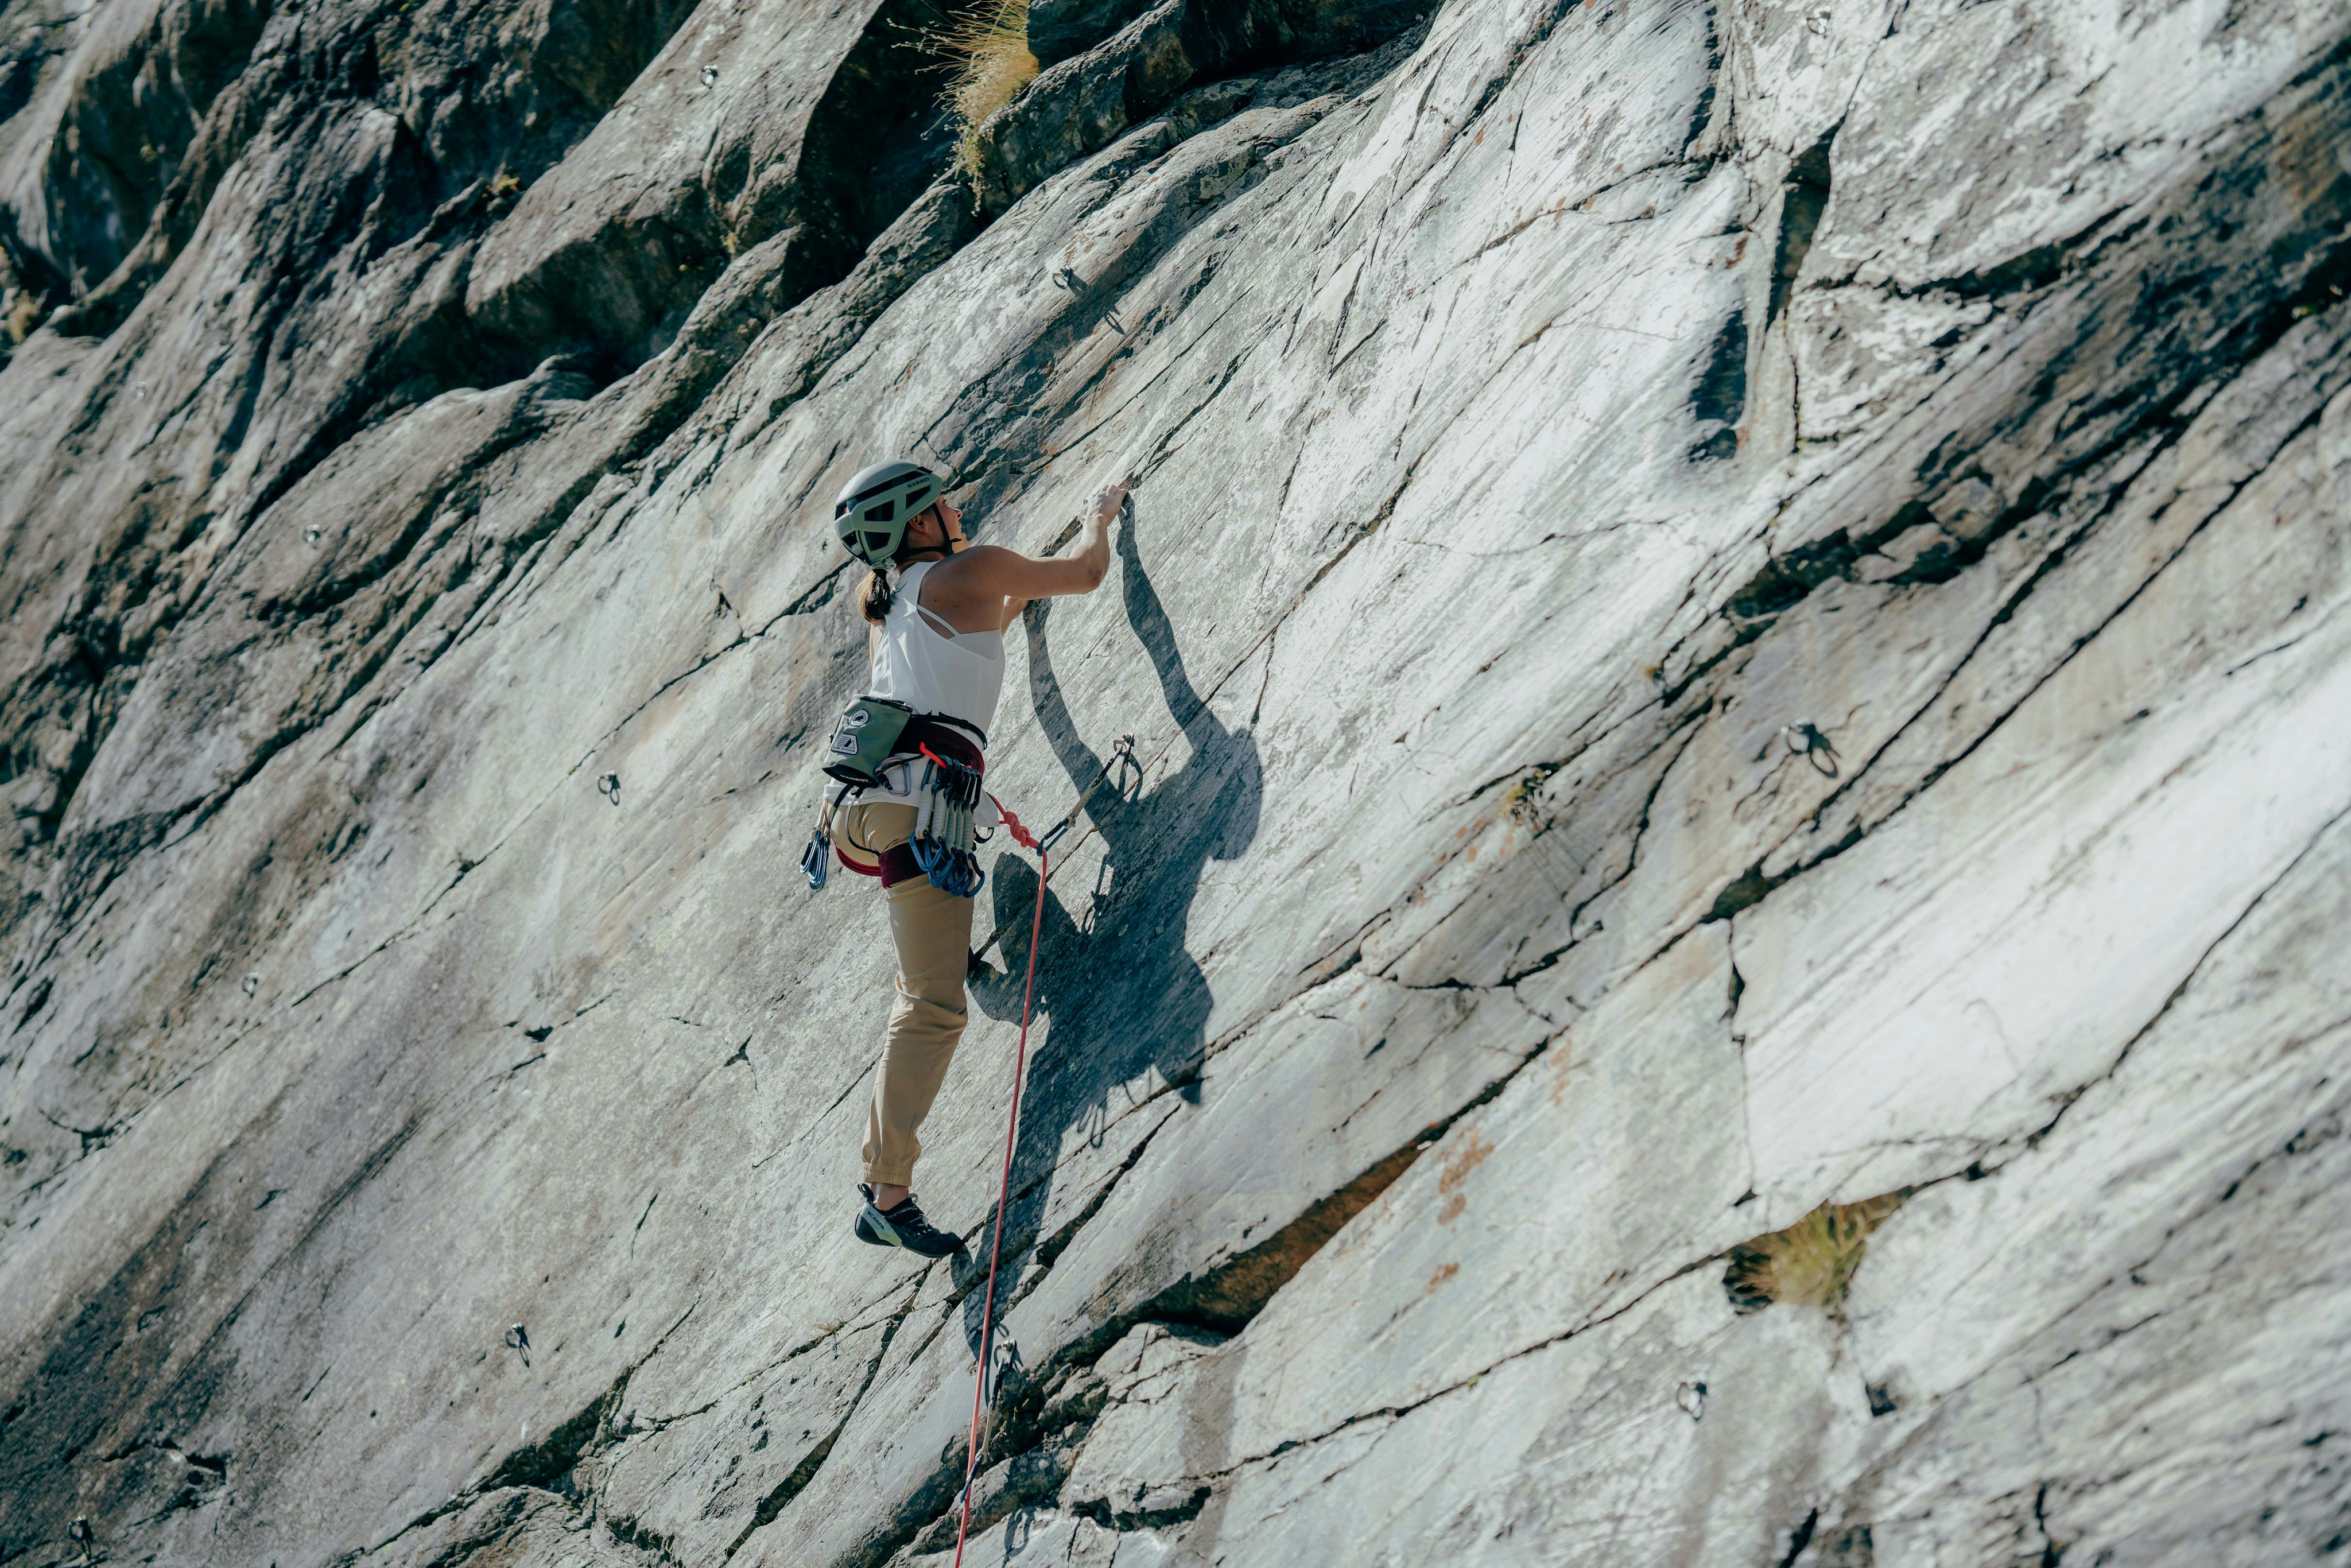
xmin=1438 ymin=1127 xmax=1495 ymax=1197
xmin=1547 ymin=1036 xmax=1578 ymax=1103
xmin=1434 ymin=1129 xmax=1495 ymax=1223
xmin=1426 ymin=1261 xmax=1460 ymax=1293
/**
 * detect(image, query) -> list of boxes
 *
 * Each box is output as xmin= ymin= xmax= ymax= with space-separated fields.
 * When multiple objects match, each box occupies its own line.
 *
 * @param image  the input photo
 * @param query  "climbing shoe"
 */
xmin=855 ymin=1185 xmax=965 ymax=1258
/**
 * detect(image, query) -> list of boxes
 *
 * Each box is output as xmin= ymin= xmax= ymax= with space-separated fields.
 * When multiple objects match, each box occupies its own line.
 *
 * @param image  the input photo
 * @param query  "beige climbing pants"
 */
xmin=833 ymin=800 xmax=973 ymax=1187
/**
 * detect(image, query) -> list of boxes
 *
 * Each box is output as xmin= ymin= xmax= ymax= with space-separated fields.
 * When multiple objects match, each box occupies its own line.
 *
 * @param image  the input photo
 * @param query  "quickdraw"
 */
xmin=910 ymin=743 xmax=987 ymax=896
xmin=800 ymin=799 xmax=835 ymax=890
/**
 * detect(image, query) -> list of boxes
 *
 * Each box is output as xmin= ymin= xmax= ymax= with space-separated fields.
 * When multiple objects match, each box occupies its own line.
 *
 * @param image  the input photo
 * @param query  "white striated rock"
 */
xmin=0 ymin=0 xmax=2345 ymax=1557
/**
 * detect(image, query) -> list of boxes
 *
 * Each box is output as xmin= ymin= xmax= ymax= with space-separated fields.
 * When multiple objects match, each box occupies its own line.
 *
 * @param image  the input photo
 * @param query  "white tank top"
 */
xmin=869 ymin=560 xmax=1006 ymax=739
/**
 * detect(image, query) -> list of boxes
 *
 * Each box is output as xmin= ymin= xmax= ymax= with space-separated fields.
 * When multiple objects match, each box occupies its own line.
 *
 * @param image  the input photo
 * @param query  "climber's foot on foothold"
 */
xmin=855 ymin=1183 xmax=965 ymax=1258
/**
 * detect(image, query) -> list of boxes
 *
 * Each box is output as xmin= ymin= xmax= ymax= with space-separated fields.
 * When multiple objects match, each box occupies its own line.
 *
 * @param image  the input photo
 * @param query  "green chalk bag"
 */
xmin=823 ymin=695 xmax=914 ymax=786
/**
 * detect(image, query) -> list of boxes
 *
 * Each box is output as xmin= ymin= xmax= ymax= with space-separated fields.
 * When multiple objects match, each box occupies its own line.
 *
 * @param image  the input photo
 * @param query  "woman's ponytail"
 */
xmin=859 ymin=566 xmax=894 ymax=624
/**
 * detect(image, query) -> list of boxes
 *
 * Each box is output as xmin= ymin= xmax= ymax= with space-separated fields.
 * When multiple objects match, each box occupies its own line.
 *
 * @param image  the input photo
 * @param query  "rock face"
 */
xmin=0 ymin=0 xmax=2346 ymax=1553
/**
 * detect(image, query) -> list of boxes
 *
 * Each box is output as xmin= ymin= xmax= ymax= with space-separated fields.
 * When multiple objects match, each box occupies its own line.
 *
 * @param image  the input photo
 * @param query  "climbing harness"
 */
xmin=802 ymin=701 xmax=994 ymax=893
xmin=911 ymin=743 xmax=987 ymax=896
xmin=804 ymin=744 xmax=994 ymax=896
xmin=949 ymin=737 xmax=1136 ymax=1567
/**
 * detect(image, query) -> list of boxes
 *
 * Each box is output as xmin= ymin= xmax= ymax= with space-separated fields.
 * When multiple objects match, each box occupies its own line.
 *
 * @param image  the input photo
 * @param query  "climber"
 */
xmin=820 ymin=460 xmax=1122 ymax=1258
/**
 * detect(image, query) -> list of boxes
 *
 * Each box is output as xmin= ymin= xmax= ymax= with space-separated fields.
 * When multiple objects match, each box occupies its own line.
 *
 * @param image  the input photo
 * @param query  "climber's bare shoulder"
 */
xmin=921 ymin=544 xmax=1106 ymax=631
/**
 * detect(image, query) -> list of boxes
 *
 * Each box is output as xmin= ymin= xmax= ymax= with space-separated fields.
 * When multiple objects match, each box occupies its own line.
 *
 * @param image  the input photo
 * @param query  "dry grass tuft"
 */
xmin=927 ymin=0 xmax=1039 ymax=176
xmin=1722 ymin=1190 xmax=1910 ymax=1317
xmin=5 ymin=289 xmax=45 ymax=346
xmin=1 ymin=250 xmax=48 ymax=346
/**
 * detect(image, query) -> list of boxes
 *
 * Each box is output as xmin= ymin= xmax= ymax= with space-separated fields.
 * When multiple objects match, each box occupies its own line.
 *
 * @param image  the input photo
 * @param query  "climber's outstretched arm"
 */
xmin=920 ymin=482 xmax=1123 ymax=631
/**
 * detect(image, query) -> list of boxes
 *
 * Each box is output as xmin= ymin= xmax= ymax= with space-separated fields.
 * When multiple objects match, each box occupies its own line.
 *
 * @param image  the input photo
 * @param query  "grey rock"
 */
xmin=459 ymin=0 xmax=955 ymax=370
xmin=0 ymin=0 xmax=2346 ymax=1562
xmin=964 ymin=0 xmax=1422 ymax=214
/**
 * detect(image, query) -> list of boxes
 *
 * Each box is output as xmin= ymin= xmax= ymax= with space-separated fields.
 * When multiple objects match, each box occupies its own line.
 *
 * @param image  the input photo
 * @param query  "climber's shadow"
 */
xmin=957 ymin=504 xmax=1261 ymax=1360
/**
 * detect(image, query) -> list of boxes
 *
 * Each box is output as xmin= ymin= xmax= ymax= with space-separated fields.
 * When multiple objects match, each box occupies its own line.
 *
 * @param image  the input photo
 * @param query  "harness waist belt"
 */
xmin=902 ymin=715 xmax=984 ymax=767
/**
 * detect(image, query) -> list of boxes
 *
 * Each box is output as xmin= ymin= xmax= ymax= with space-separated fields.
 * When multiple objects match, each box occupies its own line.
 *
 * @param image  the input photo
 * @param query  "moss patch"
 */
xmin=1723 ymin=1190 xmax=1910 ymax=1317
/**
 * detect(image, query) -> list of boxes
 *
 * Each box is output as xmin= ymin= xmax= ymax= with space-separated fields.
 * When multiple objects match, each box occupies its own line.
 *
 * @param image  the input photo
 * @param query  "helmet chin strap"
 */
xmin=893 ymin=500 xmax=964 ymax=566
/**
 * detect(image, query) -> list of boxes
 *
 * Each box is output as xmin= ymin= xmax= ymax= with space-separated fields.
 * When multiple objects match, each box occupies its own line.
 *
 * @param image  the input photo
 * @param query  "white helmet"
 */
xmin=833 ymin=461 xmax=945 ymax=568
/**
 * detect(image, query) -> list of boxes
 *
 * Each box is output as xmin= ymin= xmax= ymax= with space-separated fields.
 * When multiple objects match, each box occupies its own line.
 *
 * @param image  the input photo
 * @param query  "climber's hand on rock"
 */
xmin=1091 ymin=479 xmax=1128 ymax=526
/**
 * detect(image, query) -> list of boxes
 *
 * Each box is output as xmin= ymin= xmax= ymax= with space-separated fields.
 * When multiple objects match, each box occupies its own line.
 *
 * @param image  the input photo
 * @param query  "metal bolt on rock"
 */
xmin=1779 ymin=721 xmax=1840 ymax=776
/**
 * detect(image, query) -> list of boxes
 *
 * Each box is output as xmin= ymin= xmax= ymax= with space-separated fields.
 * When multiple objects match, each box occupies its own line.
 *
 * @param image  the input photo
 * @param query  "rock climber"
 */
xmin=822 ymin=460 xmax=1123 ymax=1257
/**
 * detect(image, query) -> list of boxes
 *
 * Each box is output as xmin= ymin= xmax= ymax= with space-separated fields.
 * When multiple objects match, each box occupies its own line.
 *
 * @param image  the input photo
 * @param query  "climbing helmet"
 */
xmin=833 ymin=461 xmax=945 ymax=568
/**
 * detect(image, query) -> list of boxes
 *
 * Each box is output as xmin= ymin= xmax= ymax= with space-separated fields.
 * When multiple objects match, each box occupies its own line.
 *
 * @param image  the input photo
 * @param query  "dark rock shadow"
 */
xmin=957 ymin=505 xmax=1261 ymax=1372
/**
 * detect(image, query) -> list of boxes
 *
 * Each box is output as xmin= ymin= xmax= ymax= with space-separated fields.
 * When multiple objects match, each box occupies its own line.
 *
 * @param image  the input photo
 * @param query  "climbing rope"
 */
xmin=951 ymin=738 xmax=1134 ymax=1567
xmin=952 ymin=803 xmax=1054 ymax=1568
xmin=965 ymin=738 xmax=1137 ymax=969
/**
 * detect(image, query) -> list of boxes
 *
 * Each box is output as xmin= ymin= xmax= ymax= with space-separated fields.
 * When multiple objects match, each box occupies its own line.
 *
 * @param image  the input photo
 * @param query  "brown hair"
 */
xmin=858 ymin=503 xmax=945 ymax=624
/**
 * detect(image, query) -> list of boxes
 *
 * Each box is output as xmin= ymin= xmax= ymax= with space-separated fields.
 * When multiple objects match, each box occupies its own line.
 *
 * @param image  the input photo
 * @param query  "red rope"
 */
xmin=952 ymin=832 xmax=1048 ymax=1567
